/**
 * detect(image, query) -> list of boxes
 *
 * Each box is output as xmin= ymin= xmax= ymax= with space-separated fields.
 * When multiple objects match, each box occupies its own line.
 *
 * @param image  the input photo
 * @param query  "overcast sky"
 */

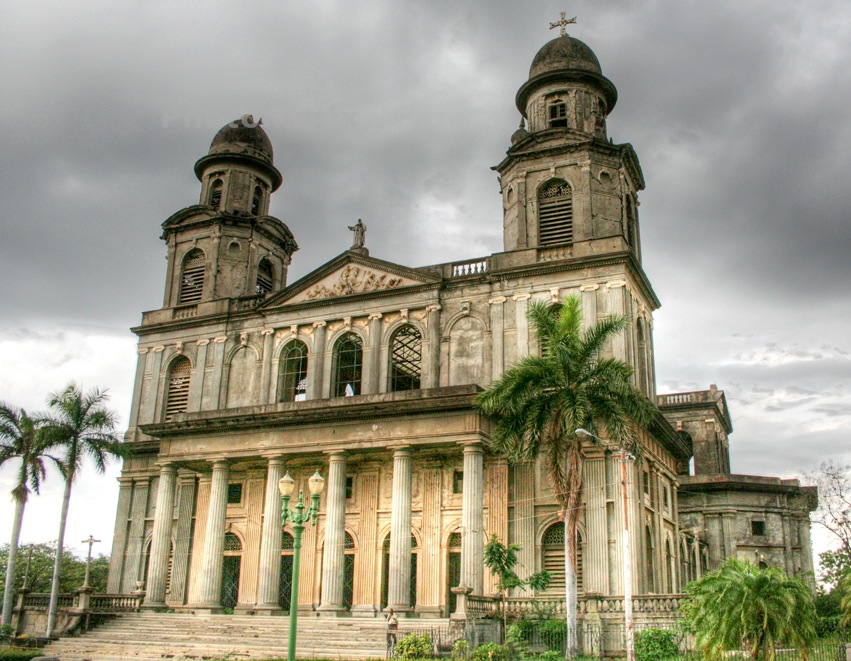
xmin=1 ymin=0 xmax=849 ymax=565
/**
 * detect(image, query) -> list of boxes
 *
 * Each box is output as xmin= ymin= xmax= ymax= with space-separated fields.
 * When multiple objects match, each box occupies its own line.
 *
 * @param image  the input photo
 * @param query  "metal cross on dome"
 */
xmin=549 ymin=11 xmax=577 ymax=37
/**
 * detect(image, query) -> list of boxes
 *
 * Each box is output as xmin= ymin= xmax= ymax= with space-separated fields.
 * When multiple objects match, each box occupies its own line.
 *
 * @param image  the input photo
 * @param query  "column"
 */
xmin=145 ymin=463 xmax=178 ymax=607
xmin=512 ymin=462 xmax=536 ymax=591
xmin=484 ymin=459 xmax=509 ymax=595
xmin=388 ymin=447 xmax=413 ymax=613
xmin=168 ymin=473 xmax=196 ymax=606
xmin=513 ymin=294 xmax=531 ymax=359
xmin=106 ymin=477 xmax=133 ymax=593
xmin=460 ymin=443 xmax=484 ymax=596
xmin=206 ymin=337 xmax=227 ymax=409
xmin=318 ymin=451 xmax=346 ymax=614
xmin=584 ymin=450 xmax=609 ymax=594
xmin=196 ymin=460 xmax=229 ymax=610
xmin=489 ymin=297 xmax=506 ymax=380
xmin=187 ymin=339 xmax=209 ymax=412
xmin=579 ymin=284 xmax=599 ymax=331
xmin=364 ymin=313 xmax=383 ymax=394
xmin=606 ymin=281 xmax=627 ymax=361
xmin=720 ymin=512 xmax=737 ymax=560
xmin=259 ymin=328 xmax=275 ymax=404
xmin=425 ymin=305 xmax=441 ymax=389
xmin=255 ymin=457 xmax=285 ymax=612
xmin=417 ymin=466 xmax=442 ymax=616
xmin=186 ymin=475 xmax=212 ymax=604
xmin=309 ymin=322 xmax=327 ymax=400
xmin=351 ymin=470 xmax=380 ymax=615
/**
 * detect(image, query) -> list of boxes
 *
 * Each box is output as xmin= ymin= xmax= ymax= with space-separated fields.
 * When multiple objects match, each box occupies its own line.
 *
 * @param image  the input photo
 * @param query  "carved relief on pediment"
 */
xmin=294 ymin=264 xmax=417 ymax=302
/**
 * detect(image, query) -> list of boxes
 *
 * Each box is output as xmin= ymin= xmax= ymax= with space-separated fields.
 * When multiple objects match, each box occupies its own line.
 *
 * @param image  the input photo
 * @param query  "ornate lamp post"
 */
xmin=279 ymin=470 xmax=324 ymax=661
xmin=576 ymin=429 xmax=636 ymax=661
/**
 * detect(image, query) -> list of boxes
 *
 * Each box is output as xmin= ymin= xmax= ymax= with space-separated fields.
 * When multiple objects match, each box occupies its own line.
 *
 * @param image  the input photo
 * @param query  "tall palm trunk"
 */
xmin=45 ymin=476 xmax=73 ymax=638
xmin=1 ymin=494 xmax=26 ymax=625
xmin=564 ymin=531 xmax=578 ymax=658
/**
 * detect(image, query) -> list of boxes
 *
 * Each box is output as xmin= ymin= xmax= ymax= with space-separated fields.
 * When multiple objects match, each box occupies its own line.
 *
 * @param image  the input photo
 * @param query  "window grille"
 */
xmin=278 ymin=341 xmax=308 ymax=402
xmin=179 ymin=249 xmax=206 ymax=304
xmin=452 ymin=470 xmax=463 ymax=494
xmin=281 ymin=531 xmax=294 ymax=551
xmin=224 ymin=532 xmax=242 ymax=552
xmin=448 ymin=532 xmax=462 ymax=548
xmin=538 ymin=180 xmax=573 ymax=247
xmin=210 ymin=179 xmax=223 ymax=210
xmin=255 ymin=258 xmax=273 ymax=295
xmin=227 ymin=483 xmax=243 ymax=505
xmin=332 ymin=333 xmax=363 ymax=397
xmin=549 ymin=102 xmax=568 ymax=128
xmin=344 ymin=532 xmax=355 ymax=550
xmin=165 ymin=357 xmax=191 ymax=421
xmin=389 ymin=325 xmax=422 ymax=391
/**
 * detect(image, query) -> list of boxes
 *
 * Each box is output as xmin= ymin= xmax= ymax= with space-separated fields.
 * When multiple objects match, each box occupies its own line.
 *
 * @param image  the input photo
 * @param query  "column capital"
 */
xmin=312 ymin=320 xmax=327 ymax=328
xmin=209 ymin=458 xmax=230 ymax=470
xmin=425 ymin=304 xmax=442 ymax=313
xmin=459 ymin=441 xmax=484 ymax=454
xmin=368 ymin=312 xmax=383 ymax=320
xmin=512 ymin=292 xmax=531 ymax=301
xmin=213 ymin=336 xmax=227 ymax=343
xmin=324 ymin=449 xmax=346 ymax=460
xmin=152 ymin=345 xmax=165 ymax=353
xmin=261 ymin=328 xmax=275 ymax=336
xmin=138 ymin=348 xmax=150 ymax=355
xmin=579 ymin=283 xmax=600 ymax=292
xmin=488 ymin=296 xmax=507 ymax=305
xmin=196 ymin=338 xmax=210 ymax=346
xmin=389 ymin=444 xmax=412 ymax=456
xmin=606 ymin=280 xmax=627 ymax=289
xmin=155 ymin=462 xmax=178 ymax=473
xmin=260 ymin=453 xmax=286 ymax=464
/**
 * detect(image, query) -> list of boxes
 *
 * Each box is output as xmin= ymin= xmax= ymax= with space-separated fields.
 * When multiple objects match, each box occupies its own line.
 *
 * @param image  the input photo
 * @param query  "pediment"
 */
xmin=264 ymin=252 xmax=439 ymax=307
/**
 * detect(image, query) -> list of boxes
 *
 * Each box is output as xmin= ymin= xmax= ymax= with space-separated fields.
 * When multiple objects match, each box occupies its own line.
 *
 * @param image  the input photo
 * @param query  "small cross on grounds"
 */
xmin=550 ymin=11 xmax=577 ymax=37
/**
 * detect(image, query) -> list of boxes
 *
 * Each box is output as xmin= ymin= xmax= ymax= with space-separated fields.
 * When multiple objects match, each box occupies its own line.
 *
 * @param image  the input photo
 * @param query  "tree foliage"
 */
xmin=681 ymin=558 xmax=817 ymax=661
xmin=0 ymin=543 xmax=109 ymax=601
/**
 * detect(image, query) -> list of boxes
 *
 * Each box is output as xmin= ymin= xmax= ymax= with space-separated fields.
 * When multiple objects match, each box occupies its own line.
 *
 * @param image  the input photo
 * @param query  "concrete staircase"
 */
xmin=44 ymin=611 xmax=452 ymax=661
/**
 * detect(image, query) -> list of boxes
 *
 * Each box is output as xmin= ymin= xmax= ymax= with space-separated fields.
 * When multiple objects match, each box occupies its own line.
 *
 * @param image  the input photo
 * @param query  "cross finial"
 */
xmin=549 ymin=11 xmax=577 ymax=37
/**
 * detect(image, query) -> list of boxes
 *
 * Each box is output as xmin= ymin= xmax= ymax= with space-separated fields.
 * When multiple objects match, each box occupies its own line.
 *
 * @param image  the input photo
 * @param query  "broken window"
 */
xmin=251 ymin=186 xmax=263 ymax=215
xmin=278 ymin=340 xmax=308 ymax=402
xmin=210 ymin=179 xmax=223 ymax=210
xmin=332 ymin=333 xmax=363 ymax=397
xmin=164 ymin=356 xmax=191 ymax=421
xmin=256 ymin=258 xmax=274 ymax=295
xmin=389 ymin=325 xmax=422 ymax=392
xmin=549 ymin=101 xmax=568 ymax=128
xmin=178 ymin=248 xmax=206 ymax=304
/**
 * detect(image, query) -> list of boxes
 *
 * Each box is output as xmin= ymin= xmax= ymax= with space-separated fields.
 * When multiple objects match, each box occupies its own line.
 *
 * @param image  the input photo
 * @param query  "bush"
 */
xmin=534 ymin=651 xmax=562 ymax=661
xmin=471 ymin=642 xmax=511 ymax=661
xmin=505 ymin=623 xmax=529 ymax=658
xmin=396 ymin=632 xmax=433 ymax=659
xmin=0 ymin=649 xmax=43 ymax=660
xmin=538 ymin=618 xmax=566 ymax=652
xmin=634 ymin=628 xmax=678 ymax=661
xmin=451 ymin=639 xmax=470 ymax=661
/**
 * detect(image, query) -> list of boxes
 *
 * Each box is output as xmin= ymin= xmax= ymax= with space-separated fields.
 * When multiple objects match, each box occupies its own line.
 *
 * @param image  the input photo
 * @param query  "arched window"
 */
xmin=548 ymin=100 xmax=568 ymax=128
xmin=538 ymin=179 xmax=573 ymax=246
xmin=542 ymin=522 xmax=583 ymax=596
xmin=447 ymin=532 xmax=462 ymax=614
xmin=279 ymin=531 xmax=295 ymax=611
xmin=165 ymin=356 xmax=191 ymax=421
xmin=251 ymin=186 xmax=263 ymax=216
xmin=645 ymin=526 xmax=656 ymax=592
xmin=256 ymin=258 xmax=274 ymax=295
xmin=278 ymin=341 xmax=308 ymax=402
xmin=332 ymin=333 xmax=363 ymax=397
xmin=389 ymin=325 xmax=422 ymax=392
xmin=179 ymin=249 xmax=206 ymax=304
xmin=209 ymin=179 xmax=223 ymax=210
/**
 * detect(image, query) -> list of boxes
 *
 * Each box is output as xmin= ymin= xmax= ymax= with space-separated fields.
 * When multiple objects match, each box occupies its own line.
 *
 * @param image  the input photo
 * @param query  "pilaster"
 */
xmin=187 ymin=339 xmax=209 ymax=412
xmin=310 ymin=322 xmax=327 ymax=400
xmin=168 ymin=472 xmax=196 ymax=606
xmin=425 ymin=306 xmax=441 ymax=389
xmin=106 ymin=477 xmax=133 ymax=593
xmin=489 ymin=297 xmax=506 ymax=380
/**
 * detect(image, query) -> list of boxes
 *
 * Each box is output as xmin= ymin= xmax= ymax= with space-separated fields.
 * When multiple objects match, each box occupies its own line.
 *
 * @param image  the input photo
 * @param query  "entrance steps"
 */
xmin=44 ymin=611 xmax=452 ymax=661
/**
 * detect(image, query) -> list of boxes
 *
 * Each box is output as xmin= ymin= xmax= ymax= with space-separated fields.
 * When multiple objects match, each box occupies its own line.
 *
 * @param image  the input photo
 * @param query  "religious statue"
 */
xmin=348 ymin=218 xmax=366 ymax=249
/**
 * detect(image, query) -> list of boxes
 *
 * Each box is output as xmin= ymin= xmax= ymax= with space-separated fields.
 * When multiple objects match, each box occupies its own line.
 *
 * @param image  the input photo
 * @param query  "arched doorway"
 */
xmin=279 ymin=531 xmax=294 ymax=612
xmin=221 ymin=532 xmax=242 ymax=610
xmin=343 ymin=532 xmax=355 ymax=610
xmin=381 ymin=533 xmax=418 ymax=610
xmin=542 ymin=522 xmax=583 ymax=596
xmin=446 ymin=532 xmax=462 ymax=614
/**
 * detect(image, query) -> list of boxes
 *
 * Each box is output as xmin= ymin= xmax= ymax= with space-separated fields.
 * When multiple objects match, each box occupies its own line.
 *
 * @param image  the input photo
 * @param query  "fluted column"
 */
xmin=255 ymin=457 xmax=285 ymax=611
xmin=584 ymin=450 xmax=608 ymax=594
xmin=259 ymin=328 xmax=275 ymax=404
xmin=197 ymin=460 xmax=229 ymax=610
xmin=489 ymin=297 xmax=506 ymax=380
xmin=512 ymin=462 xmax=536 ymax=593
xmin=388 ymin=447 xmax=413 ymax=613
xmin=140 ymin=346 xmax=164 ymax=424
xmin=364 ymin=313 xmax=383 ymax=394
xmin=579 ymin=284 xmax=599 ymax=331
xmin=606 ymin=281 xmax=627 ymax=361
xmin=145 ymin=463 xmax=178 ymax=606
xmin=106 ymin=477 xmax=133 ymax=593
xmin=187 ymin=339 xmax=209 ymax=412
xmin=513 ymin=293 xmax=531 ymax=359
xmin=318 ymin=451 xmax=346 ymax=614
xmin=309 ymin=322 xmax=327 ymax=399
xmin=168 ymin=473 xmax=196 ymax=606
xmin=460 ymin=443 xmax=484 ymax=595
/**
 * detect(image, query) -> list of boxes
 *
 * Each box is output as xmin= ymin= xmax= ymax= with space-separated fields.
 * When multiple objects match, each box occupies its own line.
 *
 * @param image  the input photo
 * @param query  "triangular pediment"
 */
xmin=263 ymin=251 xmax=440 ymax=308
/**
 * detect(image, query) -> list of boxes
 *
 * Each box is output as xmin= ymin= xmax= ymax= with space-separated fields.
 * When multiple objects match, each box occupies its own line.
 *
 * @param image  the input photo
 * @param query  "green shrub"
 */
xmin=511 ymin=616 xmax=534 ymax=641
xmin=0 ymin=626 xmax=13 ymax=638
xmin=505 ymin=623 xmax=529 ymax=657
xmin=634 ymin=628 xmax=678 ymax=661
xmin=451 ymin=638 xmax=470 ymax=661
xmin=0 ymin=648 xmax=43 ymax=660
xmin=396 ymin=632 xmax=433 ymax=659
xmin=535 ymin=651 xmax=562 ymax=661
xmin=471 ymin=642 xmax=511 ymax=661
xmin=538 ymin=618 xmax=566 ymax=652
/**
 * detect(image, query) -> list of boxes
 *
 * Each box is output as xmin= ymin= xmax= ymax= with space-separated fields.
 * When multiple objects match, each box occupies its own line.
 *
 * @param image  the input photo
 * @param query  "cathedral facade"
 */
xmin=106 ymin=32 xmax=815 ymax=619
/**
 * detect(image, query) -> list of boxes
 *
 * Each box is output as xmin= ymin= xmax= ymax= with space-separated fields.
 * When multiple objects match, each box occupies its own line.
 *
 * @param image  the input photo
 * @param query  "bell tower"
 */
xmin=159 ymin=115 xmax=298 ymax=309
xmin=494 ymin=30 xmax=644 ymax=263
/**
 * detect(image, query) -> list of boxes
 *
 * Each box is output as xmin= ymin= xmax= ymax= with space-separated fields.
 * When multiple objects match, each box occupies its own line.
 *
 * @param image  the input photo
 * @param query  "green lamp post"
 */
xmin=279 ymin=469 xmax=325 ymax=661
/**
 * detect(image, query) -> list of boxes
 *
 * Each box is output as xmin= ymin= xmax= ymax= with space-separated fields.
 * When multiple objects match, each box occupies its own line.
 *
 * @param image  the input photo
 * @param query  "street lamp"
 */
xmin=575 ymin=428 xmax=636 ymax=661
xmin=279 ymin=470 xmax=324 ymax=661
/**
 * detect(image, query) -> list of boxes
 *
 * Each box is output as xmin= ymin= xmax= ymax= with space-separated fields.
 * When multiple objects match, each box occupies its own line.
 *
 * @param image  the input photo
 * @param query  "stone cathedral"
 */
xmin=106 ymin=31 xmax=816 ymax=620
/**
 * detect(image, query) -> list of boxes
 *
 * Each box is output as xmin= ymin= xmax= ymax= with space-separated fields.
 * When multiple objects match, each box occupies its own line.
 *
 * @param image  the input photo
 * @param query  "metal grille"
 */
xmin=344 ymin=532 xmax=355 ymax=549
xmin=333 ymin=333 xmax=363 ymax=397
xmin=281 ymin=531 xmax=294 ymax=550
xmin=224 ymin=532 xmax=242 ymax=551
xmin=381 ymin=534 xmax=419 ymax=609
xmin=447 ymin=550 xmax=461 ymax=614
xmin=221 ymin=556 xmax=241 ymax=610
xmin=278 ymin=554 xmax=293 ymax=611
xmin=227 ymin=483 xmax=242 ymax=505
xmin=255 ymin=258 xmax=273 ymax=295
xmin=279 ymin=341 xmax=308 ymax=402
xmin=179 ymin=249 xmax=206 ymax=304
xmin=165 ymin=357 xmax=191 ymax=421
xmin=343 ymin=553 xmax=355 ymax=610
xmin=538 ymin=180 xmax=573 ymax=246
xmin=390 ymin=326 xmax=422 ymax=391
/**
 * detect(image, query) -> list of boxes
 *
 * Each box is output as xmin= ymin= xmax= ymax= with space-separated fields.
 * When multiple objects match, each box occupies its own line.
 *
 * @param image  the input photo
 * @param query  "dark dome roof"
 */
xmin=209 ymin=115 xmax=274 ymax=164
xmin=529 ymin=35 xmax=602 ymax=78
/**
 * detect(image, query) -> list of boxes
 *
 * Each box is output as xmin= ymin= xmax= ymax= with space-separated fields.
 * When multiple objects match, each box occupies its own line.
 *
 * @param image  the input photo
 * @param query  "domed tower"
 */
xmin=160 ymin=116 xmax=298 ymax=309
xmin=494 ymin=31 xmax=645 ymax=263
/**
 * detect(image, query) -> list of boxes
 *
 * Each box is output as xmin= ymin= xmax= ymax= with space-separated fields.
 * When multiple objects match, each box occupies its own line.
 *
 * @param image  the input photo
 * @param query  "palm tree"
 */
xmin=476 ymin=295 xmax=656 ymax=659
xmin=681 ymin=558 xmax=817 ymax=661
xmin=42 ymin=383 xmax=124 ymax=638
xmin=0 ymin=403 xmax=60 ymax=624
